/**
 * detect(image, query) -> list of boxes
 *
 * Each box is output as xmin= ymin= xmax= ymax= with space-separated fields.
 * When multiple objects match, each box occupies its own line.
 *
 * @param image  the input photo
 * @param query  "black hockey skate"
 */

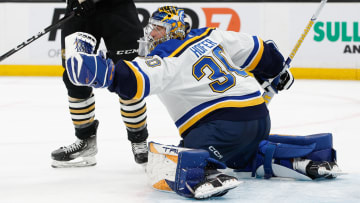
xmin=51 ymin=120 xmax=99 ymax=168
xmin=127 ymin=127 xmax=149 ymax=164
xmin=306 ymin=161 xmax=343 ymax=179
xmin=193 ymin=173 xmax=241 ymax=199
xmin=131 ymin=141 xmax=148 ymax=164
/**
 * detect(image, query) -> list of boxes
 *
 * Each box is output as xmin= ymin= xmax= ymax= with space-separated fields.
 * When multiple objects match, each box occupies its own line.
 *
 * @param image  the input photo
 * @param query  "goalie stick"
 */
xmin=262 ymin=0 xmax=328 ymax=105
xmin=0 ymin=12 xmax=76 ymax=63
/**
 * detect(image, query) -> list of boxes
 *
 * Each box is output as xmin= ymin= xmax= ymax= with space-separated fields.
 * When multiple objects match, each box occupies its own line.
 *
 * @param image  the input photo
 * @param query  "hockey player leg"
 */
xmin=120 ymin=98 xmax=149 ymax=164
xmin=53 ymin=27 xmax=100 ymax=168
xmin=51 ymin=119 xmax=98 ymax=168
xmin=51 ymin=90 xmax=99 ymax=168
xmin=146 ymin=142 xmax=241 ymax=200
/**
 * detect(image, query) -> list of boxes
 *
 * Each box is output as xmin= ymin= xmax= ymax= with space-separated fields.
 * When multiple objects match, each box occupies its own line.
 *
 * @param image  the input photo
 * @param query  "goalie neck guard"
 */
xmin=138 ymin=6 xmax=191 ymax=56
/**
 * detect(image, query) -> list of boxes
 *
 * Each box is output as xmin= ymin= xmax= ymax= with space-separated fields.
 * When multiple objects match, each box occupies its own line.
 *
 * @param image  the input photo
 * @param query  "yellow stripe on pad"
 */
xmin=165 ymin=155 xmax=178 ymax=164
xmin=152 ymin=180 xmax=173 ymax=191
xmin=149 ymin=142 xmax=159 ymax=154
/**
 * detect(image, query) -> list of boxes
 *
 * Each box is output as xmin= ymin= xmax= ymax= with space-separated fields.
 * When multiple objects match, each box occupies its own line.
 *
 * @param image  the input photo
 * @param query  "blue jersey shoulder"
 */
xmin=148 ymin=27 xmax=211 ymax=58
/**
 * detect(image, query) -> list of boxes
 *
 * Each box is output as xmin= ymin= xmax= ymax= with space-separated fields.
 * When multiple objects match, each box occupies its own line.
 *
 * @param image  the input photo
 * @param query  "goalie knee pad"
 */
xmin=146 ymin=142 xmax=226 ymax=198
xmin=236 ymin=133 xmax=337 ymax=180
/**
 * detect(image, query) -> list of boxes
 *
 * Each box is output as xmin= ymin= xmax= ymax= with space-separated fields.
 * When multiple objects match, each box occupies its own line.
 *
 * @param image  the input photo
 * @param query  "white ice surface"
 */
xmin=0 ymin=77 xmax=359 ymax=203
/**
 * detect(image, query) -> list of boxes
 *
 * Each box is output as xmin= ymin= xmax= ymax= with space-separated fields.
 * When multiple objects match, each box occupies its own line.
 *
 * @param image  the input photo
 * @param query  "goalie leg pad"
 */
xmin=267 ymin=133 xmax=336 ymax=162
xmin=236 ymin=133 xmax=337 ymax=180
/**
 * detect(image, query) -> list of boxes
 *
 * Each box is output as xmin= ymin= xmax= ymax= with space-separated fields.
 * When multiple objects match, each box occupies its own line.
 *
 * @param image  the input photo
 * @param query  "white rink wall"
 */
xmin=0 ymin=2 xmax=359 ymax=71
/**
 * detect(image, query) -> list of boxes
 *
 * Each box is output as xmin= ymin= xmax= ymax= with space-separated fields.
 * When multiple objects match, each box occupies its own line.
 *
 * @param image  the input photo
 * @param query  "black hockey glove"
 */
xmin=70 ymin=0 xmax=95 ymax=17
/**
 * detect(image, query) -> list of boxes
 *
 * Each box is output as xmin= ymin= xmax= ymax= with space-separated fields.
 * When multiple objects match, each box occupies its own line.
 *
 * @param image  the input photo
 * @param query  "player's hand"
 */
xmin=70 ymin=0 xmax=95 ymax=17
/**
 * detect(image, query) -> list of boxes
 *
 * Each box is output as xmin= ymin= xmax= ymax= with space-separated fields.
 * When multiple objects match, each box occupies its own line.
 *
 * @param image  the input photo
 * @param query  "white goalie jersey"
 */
xmin=116 ymin=27 xmax=267 ymax=136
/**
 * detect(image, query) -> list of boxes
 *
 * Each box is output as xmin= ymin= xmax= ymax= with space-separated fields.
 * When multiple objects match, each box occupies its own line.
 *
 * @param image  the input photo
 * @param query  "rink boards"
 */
xmin=0 ymin=2 xmax=359 ymax=79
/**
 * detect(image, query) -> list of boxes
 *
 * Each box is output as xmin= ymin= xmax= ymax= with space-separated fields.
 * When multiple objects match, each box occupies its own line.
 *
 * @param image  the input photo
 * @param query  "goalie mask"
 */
xmin=138 ymin=6 xmax=191 ymax=56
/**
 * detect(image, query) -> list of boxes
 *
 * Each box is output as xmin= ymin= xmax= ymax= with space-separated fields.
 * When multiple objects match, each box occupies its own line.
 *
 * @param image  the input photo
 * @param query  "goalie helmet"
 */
xmin=138 ymin=6 xmax=191 ymax=56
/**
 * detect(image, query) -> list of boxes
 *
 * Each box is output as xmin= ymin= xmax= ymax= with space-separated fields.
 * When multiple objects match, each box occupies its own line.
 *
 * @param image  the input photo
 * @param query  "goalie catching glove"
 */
xmin=146 ymin=142 xmax=241 ymax=199
xmin=65 ymin=32 xmax=115 ymax=88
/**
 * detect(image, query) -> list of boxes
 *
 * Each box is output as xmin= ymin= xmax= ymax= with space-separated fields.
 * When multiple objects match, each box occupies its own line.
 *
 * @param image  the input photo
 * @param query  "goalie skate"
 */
xmin=193 ymin=174 xmax=241 ymax=199
xmin=306 ymin=161 xmax=345 ymax=179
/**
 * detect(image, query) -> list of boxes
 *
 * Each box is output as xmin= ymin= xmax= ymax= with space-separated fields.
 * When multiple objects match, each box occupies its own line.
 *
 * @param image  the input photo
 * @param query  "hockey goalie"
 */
xmin=62 ymin=5 xmax=344 ymax=200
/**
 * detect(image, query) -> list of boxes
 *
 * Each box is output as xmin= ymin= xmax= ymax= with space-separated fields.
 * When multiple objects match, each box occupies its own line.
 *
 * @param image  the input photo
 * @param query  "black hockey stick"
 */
xmin=0 ymin=12 xmax=75 ymax=63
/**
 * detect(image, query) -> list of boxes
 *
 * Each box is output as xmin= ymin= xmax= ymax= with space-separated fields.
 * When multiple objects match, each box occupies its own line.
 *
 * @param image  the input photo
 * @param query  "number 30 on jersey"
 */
xmin=192 ymin=45 xmax=248 ymax=93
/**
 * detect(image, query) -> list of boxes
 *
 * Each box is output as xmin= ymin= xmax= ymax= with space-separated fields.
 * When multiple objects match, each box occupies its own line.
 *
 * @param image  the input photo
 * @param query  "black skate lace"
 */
xmin=63 ymin=140 xmax=85 ymax=154
xmin=132 ymin=141 xmax=148 ymax=154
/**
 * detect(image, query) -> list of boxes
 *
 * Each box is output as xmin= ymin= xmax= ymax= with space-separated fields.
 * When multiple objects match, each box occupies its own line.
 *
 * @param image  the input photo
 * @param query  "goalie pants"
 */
xmin=61 ymin=0 xmax=143 ymax=99
xmin=183 ymin=115 xmax=270 ymax=169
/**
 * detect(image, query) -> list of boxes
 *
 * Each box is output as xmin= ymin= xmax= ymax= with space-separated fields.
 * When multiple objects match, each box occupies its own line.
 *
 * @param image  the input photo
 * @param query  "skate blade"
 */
xmin=319 ymin=167 xmax=348 ymax=178
xmin=194 ymin=179 xmax=242 ymax=199
xmin=51 ymin=156 xmax=96 ymax=168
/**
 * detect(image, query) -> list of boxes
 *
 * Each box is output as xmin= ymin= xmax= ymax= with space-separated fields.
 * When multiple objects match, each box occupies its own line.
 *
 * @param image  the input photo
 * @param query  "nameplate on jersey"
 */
xmin=189 ymin=38 xmax=219 ymax=58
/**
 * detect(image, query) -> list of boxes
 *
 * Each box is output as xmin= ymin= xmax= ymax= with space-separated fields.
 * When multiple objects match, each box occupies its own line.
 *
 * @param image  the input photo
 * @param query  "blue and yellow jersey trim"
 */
xmin=175 ymin=91 xmax=265 ymax=135
xmin=123 ymin=61 xmax=150 ymax=100
xmin=242 ymin=36 xmax=264 ymax=72
xmin=169 ymin=27 xmax=216 ymax=58
xmin=149 ymin=27 xmax=216 ymax=58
